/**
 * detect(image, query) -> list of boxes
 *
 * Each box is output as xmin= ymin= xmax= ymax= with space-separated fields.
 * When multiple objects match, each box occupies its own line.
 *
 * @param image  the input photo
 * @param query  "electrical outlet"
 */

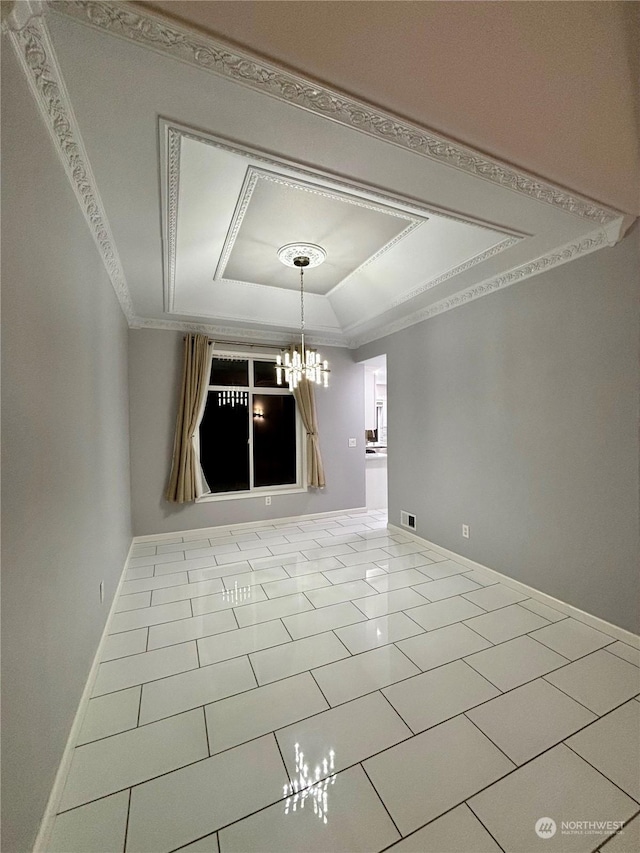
xmin=348 ymin=438 xmax=357 ymax=447
xmin=99 ymin=580 xmax=105 ymax=604
xmin=462 ymin=524 xmax=470 ymax=539
xmin=265 ymin=496 xmax=272 ymax=506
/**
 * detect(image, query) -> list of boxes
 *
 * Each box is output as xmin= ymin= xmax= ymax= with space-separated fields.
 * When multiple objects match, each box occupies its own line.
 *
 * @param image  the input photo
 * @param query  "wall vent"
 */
xmin=400 ymin=511 xmax=416 ymax=531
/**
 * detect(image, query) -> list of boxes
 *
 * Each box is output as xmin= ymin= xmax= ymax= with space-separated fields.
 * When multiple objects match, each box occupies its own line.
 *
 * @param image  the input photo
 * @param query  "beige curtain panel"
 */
xmin=165 ymin=334 xmax=213 ymax=503
xmin=293 ymin=377 xmax=326 ymax=488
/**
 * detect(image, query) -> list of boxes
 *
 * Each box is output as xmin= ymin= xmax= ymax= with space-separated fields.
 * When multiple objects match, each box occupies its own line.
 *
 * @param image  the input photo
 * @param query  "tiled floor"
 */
xmin=50 ymin=510 xmax=640 ymax=852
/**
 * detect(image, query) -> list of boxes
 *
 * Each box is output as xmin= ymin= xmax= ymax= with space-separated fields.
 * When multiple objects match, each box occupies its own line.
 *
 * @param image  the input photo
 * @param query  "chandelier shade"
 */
xmin=276 ymin=244 xmax=330 ymax=390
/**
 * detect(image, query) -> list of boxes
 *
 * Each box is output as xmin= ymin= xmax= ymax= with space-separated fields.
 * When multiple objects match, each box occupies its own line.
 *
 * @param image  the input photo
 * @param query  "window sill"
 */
xmin=196 ymin=486 xmax=308 ymax=504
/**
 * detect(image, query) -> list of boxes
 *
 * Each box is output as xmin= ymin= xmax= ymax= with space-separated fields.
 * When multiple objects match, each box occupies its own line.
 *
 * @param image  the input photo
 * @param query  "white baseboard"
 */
xmin=33 ymin=541 xmax=135 ymax=853
xmin=388 ymin=524 xmax=640 ymax=650
xmin=133 ymin=506 xmax=370 ymax=543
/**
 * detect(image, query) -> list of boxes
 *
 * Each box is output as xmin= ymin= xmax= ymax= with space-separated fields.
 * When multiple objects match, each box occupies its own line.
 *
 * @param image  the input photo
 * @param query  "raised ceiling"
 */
xmin=4 ymin=1 xmax=634 ymax=348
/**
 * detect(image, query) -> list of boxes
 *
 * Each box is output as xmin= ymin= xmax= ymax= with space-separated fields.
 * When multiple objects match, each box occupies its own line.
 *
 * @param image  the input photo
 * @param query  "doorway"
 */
xmin=362 ymin=355 xmax=388 ymax=511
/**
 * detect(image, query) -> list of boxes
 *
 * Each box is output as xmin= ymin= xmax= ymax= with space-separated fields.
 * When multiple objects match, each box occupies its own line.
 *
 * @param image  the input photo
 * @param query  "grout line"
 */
xmin=597 ymin=808 xmax=640 ymax=851
xmin=122 ymin=788 xmax=132 ymax=853
xmin=465 ymin=801 xmax=507 ymax=852
xmin=563 ymin=737 xmax=640 ymax=806
xmin=136 ymin=685 xmax=143 ymax=728
xmin=202 ymin=706 xmax=211 ymax=757
xmin=463 ymin=714 xmax=517 ymax=767
xmin=359 ymin=761 xmax=403 ymax=839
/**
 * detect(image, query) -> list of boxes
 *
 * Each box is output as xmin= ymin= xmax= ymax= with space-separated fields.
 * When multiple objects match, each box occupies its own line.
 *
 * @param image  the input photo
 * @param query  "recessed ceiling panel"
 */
xmin=222 ymin=171 xmax=417 ymax=294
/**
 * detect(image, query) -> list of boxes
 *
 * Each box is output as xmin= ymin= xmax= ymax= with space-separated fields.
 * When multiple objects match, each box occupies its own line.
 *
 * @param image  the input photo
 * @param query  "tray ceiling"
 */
xmin=4 ymin=0 xmax=631 ymax=347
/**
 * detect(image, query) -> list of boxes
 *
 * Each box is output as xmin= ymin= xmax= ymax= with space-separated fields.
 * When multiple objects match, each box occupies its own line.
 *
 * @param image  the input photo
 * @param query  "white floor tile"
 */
xmin=78 ymin=686 xmax=141 ymax=745
xmin=283 ymin=556 xmax=344 ymax=577
xmin=50 ymin=791 xmax=129 ymax=853
xmin=374 ymin=553 xmax=433 ymax=572
xmin=126 ymin=735 xmax=287 ymax=853
xmin=349 ymin=536 xmax=402 ymax=551
xmin=110 ymin=600 xmax=192 ymax=634
xmin=461 ymin=570 xmax=499 ymax=587
xmin=545 ymin=649 xmax=640 ymax=715
xmin=155 ymin=555 xmax=227 ymax=577
xmin=381 ymin=542 xmax=426 ymax=557
xmin=125 ymin=566 xmax=154 ymax=581
xmin=205 ymin=672 xmax=328 ymax=755
xmin=268 ymin=541 xmax=315 ymax=556
xmin=417 ymin=562 xmax=472 ymax=581
xmin=385 ymin=803 xmax=502 ymax=853
xmin=302 ymin=543 xmax=357 ymax=561
xmin=363 ymin=715 xmax=514 ymax=836
xmin=529 ymin=618 xmax=614 ymax=660
xmin=335 ymin=612 xmax=423 ymax=655
xmin=221 ymin=567 xmax=290 ymax=590
xmin=462 ymin=584 xmax=529 ymax=611
xmin=248 ymin=552 xmax=307 ymax=571
xmin=102 ymin=628 xmax=148 ymax=662
xmin=131 ymin=545 xmax=156 ymax=557
xmin=187 ymin=563 xmax=255 ymax=583
xmin=467 ymin=678 xmax=597 ymax=765
xmin=397 ymin=622 xmax=491 ymax=671
xmin=414 ymin=575 xmax=482 ymax=601
xmin=250 ymin=631 xmax=349 ymax=685
xmin=354 ymin=587 xmax=428 ymax=618
xmin=178 ymin=834 xmax=220 ymax=853
xmin=322 ymin=563 xmax=386 ymax=585
xmin=383 ymin=660 xmax=500 ymax=732
xmin=216 ymin=547 xmax=272 ymax=565
xmin=139 ymin=656 xmax=256 ymax=724
xmin=115 ymin=592 xmax=151 ymax=612
xmin=282 ymin=601 xmax=366 ymax=640
xmin=59 ymin=708 xmax=207 ymax=811
xmin=305 ymin=580 xmax=377 ymax=608
xmin=186 ymin=543 xmax=243 ymax=560
xmin=219 ymin=765 xmax=400 ymax=852
xmin=192 ymin=585 xmax=267 ymax=617
xmin=128 ymin=551 xmax=186 ymax=568
xmin=198 ymin=620 xmax=290 ymax=666
xmin=469 ymin=744 xmax=638 ymax=852
xmin=462 ymin=603 xmax=550 ymax=643
xmin=368 ymin=568 xmax=430 ymax=593
xmin=519 ymin=598 xmax=568 ymax=622
xmin=276 ymin=691 xmax=411 ymax=781
xmin=234 ymin=592 xmax=314 ymax=627
xmin=147 ymin=610 xmax=237 ymax=651
xmin=284 ymin=529 xmax=333 ymax=543
xmin=151 ymin=578 xmax=225 ymax=605
xmin=121 ymin=571 xmax=189 ymax=595
xmin=336 ymin=548 xmax=391 ymax=566
xmin=157 ymin=538 xmax=210 ymax=554
xmin=420 ymin=550 xmax=448 ymax=563
xmin=597 ymin=813 xmax=640 ymax=853
xmin=312 ymin=644 xmax=419 ymax=706
xmin=404 ymin=595 xmax=485 ymax=630
xmin=607 ymin=641 xmax=640 ymax=667
xmin=567 ymin=701 xmax=640 ymax=800
xmin=465 ymin=635 xmax=569 ymax=691
xmin=261 ymin=572 xmax=331 ymax=599
xmin=93 ymin=642 xmax=198 ymax=696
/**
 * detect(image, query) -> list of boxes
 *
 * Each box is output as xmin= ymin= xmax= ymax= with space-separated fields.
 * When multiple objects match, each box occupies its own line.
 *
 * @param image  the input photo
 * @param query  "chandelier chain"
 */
xmin=300 ymin=266 xmax=305 ymax=333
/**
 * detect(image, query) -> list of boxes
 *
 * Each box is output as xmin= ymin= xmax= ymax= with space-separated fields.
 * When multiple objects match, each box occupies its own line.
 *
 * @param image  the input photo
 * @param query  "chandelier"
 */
xmin=276 ymin=243 xmax=330 ymax=390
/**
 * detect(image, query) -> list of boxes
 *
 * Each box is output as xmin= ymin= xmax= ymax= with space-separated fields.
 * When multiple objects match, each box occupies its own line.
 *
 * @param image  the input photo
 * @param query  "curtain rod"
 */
xmin=182 ymin=336 xmax=285 ymax=350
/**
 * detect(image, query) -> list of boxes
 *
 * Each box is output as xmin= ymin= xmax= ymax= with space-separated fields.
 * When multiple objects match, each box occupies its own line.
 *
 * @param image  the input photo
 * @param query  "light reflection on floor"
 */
xmin=284 ymin=743 xmax=337 ymax=823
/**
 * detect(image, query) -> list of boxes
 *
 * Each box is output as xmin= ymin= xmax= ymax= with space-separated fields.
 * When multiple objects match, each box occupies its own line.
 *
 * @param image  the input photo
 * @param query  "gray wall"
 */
xmin=1 ymin=47 xmax=132 ymax=852
xmin=129 ymin=330 xmax=366 ymax=535
xmin=356 ymin=230 xmax=640 ymax=634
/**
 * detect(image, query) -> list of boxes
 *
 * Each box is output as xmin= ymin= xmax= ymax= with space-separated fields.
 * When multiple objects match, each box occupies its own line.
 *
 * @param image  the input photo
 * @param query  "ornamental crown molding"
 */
xmin=4 ymin=5 xmax=135 ymax=321
xmin=53 ymin=0 xmax=624 ymax=227
xmin=349 ymin=229 xmax=610 ymax=348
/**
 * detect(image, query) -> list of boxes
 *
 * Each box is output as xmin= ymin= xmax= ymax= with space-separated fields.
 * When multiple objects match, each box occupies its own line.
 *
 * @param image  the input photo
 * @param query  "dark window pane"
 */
xmin=253 ymin=394 xmax=297 ymax=487
xmin=200 ymin=391 xmax=249 ymax=492
xmin=253 ymin=360 xmax=281 ymax=388
xmin=209 ymin=358 xmax=248 ymax=386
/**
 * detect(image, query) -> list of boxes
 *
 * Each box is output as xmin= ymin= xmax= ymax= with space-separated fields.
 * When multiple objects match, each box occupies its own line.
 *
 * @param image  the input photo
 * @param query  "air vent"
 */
xmin=400 ymin=511 xmax=416 ymax=531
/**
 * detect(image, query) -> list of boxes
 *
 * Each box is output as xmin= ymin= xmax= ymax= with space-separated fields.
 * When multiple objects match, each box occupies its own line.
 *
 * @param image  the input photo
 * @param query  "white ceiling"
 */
xmin=5 ymin=1 xmax=633 ymax=348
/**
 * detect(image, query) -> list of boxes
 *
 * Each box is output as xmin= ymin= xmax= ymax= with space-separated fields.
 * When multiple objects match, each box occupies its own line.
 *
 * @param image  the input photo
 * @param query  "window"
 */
xmin=198 ymin=355 xmax=304 ymax=499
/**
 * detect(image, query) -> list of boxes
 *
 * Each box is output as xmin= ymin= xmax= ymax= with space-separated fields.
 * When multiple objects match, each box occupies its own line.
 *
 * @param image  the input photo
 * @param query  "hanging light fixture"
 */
xmin=276 ymin=243 xmax=330 ymax=390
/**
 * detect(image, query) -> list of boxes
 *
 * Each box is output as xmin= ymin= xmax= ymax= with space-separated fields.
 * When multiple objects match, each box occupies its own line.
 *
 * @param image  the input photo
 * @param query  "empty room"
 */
xmin=2 ymin=1 xmax=639 ymax=852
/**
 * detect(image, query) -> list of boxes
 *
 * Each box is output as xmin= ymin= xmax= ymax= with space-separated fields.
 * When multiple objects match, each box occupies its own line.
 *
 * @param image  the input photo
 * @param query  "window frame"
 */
xmin=195 ymin=351 xmax=307 ymax=503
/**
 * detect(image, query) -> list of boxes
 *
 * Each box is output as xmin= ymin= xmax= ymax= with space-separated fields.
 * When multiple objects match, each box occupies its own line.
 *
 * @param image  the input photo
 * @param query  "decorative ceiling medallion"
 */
xmin=276 ymin=243 xmax=327 ymax=268
xmin=54 ymin=0 xmax=623 ymax=226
